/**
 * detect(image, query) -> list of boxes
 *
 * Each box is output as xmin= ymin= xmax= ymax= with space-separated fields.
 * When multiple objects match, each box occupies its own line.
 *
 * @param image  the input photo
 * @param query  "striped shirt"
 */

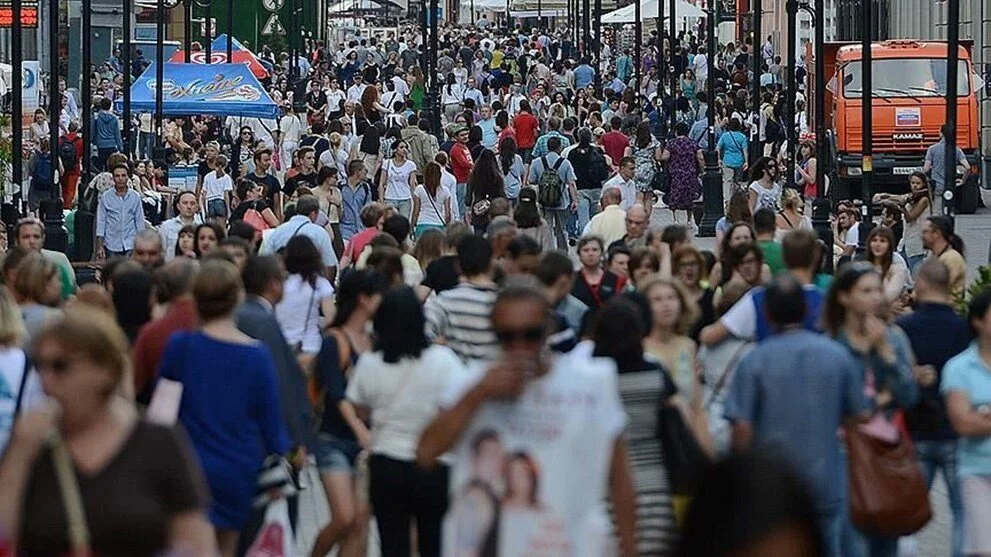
xmin=424 ymin=283 xmax=499 ymax=363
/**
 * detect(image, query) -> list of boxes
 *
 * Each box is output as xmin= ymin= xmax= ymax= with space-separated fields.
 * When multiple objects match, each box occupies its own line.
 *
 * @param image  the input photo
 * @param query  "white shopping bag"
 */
xmin=246 ymin=498 xmax=293 ymax=557
xmin=145 ymin=378 xmax=183 ymax=425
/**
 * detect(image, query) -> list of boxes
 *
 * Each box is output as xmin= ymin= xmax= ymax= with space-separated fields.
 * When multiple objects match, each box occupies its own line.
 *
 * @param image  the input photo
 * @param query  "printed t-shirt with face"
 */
xmin=383 ymin=159 xmax=417 ymax=201
xmin=439 ymin=352 xmax=626 ymax=557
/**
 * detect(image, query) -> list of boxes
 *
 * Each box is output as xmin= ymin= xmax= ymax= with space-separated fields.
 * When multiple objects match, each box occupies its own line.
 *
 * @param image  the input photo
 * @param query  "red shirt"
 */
xmin=450 ymin=143 xmax=474 ymax=183
xmin=512 ymin=112 xmax=539 ymax=149
xmin=131 ymin=297 xmax=199 ymax=401
xmin=345 ymin=227 xmax=380 ymax=261
xmin=599 ymin=131 xmax=629 ymax=165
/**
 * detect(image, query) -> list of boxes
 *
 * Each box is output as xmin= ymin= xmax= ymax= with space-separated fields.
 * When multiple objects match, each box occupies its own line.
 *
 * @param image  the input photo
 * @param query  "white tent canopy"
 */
xmin=600 ymin=0 xmax=705 ymax=23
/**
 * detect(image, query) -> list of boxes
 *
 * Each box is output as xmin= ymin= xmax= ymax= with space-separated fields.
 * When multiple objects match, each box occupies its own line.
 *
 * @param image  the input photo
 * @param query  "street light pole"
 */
xmin=699 ymin=0 xmax=723 ymax=236
xmin=784 ymin=0 xmax=797 ymax=189
xmin=858 ymin=0 xmax=873 ymax=250
xmin=44 ymin=0 xmax=67 ymax=252
xmin=427 ymin=0 xmax=440 ymax=136
xmin=11 ymin=0 xmax=23 ymax=217
xmin=943 ymin=0 xmax=960 ymax=217
xmin=82 ymin=0 xmax=92 ymax=185
xmin=155 ymin=0 xmax=165 ymax=164
xmin=751 ymin=0 xmax=761 ymax=162
xmin=225 ymin=0 xmax=233 ymax=61
xmin=811 ymin=0 xmax=832 ymax=272
xmin=635 ymin=0 xmax=641 ymax=98
xmin=205 ymin=1 xmax=212 ymax=62
xmin=669 ymin=0 xmax=676 ymax=133
xmin=123 ymin=0 xmax=132 ymax=156
xmin=184 ymin=0 xmax=192 ymax=61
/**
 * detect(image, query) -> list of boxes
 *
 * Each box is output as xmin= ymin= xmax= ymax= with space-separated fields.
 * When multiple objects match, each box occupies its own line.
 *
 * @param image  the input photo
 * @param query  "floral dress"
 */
xmin=666 ymin=136 xmax=701 ymax=210
xmin=632 ymin=139 xmax=662 ymax=194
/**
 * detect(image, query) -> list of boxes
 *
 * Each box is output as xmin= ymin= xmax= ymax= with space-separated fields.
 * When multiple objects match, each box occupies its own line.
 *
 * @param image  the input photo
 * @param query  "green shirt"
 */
xmin=757 ymin=239 xmax=786 ymax=277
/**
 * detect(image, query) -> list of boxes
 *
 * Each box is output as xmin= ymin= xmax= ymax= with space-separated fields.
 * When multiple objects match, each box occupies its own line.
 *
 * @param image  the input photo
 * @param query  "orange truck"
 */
xmin=807 ymin=40 xmax=982 ymax=198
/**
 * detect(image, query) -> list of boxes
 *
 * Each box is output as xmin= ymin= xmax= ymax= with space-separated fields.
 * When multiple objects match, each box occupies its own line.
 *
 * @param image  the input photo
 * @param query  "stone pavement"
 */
xmin=293 ymin=205 xmax=958 ymax=556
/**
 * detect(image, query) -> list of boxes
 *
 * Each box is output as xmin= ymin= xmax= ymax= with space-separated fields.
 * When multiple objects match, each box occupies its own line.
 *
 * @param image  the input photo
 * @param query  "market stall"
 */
xmin=168 ymin=35 xmax=271 ymax=80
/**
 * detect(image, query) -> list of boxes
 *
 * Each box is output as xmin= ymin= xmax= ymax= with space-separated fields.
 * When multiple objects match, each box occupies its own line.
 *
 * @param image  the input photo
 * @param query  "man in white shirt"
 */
xmin=391 ymin=70 xmax=411 ymax=99
xmin=159 ymin=190 xmax=203 ymax=261
xmin=601 ymin=156 xmax=637 ymax=211
xmin=694 ymin=47 xmax=709 ymax=88
xmin=202 ymin=154 xmax=234 ymax=227
xmin=417 ymin=282 xmax=637 ymax=557
xmin=260 ymin=195 xmax=339 ymax=280
xmin=346 ymin=74 xmax=368 ymax=104
xmin=583 ymin=188 xmax=627 ymax=248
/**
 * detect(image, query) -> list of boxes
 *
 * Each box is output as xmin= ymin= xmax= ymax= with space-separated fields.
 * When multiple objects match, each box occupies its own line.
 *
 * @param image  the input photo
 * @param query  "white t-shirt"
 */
xmin=441 ymin=168 xmax=461 ymax=220
xmin=0 ymin=348 xmax=43 ymax=455
xmin=346 ymin=344 xmax=466 ymax=463
xmin=275 ymin=274 xmax=335 ymax=354
xmin=844 ymin=222 xmax=861 ymax=248
xmin=383 ymin=159 xmax=417 ymax=201
xmin=346 ymin=83 xmax=367 ymax=104
xmin=602 ymin=174 xmax=637 ymax=211
xmin=440 ymin=352 xmax=627 ymax=557
xmin=414 ymin=184 xmax=452 ymax=226
xmin=202 ymin=170 xmax=233 ymax=202
xmin=748 ymin=180 xmax=781 ymax=211
xmin=279 ymin=114 xmax=302 ymax=144
xmin=325 ymin=89 xmax=346 ymax=114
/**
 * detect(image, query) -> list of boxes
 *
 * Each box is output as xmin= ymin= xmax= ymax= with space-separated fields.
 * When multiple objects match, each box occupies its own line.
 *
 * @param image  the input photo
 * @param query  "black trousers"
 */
xmin=368 ymin=454 xmax=450 ymax=557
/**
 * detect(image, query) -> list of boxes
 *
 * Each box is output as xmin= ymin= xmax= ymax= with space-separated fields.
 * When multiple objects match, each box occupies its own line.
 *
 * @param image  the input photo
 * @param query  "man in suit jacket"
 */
xmin=236 ymin=254 xmax=314 ymax=451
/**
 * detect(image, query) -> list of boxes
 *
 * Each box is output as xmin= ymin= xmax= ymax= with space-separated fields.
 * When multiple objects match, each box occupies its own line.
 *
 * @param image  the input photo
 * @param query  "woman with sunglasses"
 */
xmin=747 ymin=156 xmax=782 ymax=214
xmin=0 ymin=307 xmax=215 ymax=555
xmin=230 ymin=127 xmax=255 ymax=178
xmin=823 ymin=263 xmax=918 ymax=557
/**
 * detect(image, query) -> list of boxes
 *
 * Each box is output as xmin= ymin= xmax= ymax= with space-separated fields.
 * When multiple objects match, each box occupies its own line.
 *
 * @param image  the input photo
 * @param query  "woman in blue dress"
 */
xmin=158 ymin=259 xmax=290 ymax=556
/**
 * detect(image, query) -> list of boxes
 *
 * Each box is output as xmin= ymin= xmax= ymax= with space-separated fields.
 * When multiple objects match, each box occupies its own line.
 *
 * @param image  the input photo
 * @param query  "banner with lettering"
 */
xmin=119 ymin=63 xmax=279 ymax=119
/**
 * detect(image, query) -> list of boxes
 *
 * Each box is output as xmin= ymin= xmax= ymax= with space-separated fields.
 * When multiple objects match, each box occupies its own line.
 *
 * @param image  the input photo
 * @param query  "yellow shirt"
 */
xmin=584 ymin=205 xmax=627 ymax=248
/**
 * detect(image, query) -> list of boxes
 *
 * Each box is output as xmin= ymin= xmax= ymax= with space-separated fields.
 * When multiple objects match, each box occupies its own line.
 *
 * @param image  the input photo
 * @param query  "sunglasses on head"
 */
xmin=494 ymin=326 xmax=545 ymax=343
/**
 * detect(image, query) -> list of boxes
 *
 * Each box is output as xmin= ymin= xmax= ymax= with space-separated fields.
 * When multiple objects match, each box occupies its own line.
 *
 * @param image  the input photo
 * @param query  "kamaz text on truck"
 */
xmin=807 ymin=40 xmax=982 ymax=199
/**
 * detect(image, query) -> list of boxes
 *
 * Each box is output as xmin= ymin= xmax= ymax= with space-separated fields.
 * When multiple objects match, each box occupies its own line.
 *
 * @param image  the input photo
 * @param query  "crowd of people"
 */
xmin=0 ymin=13 xmax=985 ymax=557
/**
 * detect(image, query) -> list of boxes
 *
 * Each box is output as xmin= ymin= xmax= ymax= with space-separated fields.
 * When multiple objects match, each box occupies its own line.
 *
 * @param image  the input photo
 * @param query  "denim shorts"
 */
xmin=206 ymin=198 xmax=228 ymax=218
xmin=315 ymin=433 xmax=362 ymax=474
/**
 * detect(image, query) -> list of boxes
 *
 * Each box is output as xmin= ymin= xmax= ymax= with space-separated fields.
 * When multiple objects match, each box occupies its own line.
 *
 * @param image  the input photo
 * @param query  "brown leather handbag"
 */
xmin=844 ymin=414 xmax=932 ymax=537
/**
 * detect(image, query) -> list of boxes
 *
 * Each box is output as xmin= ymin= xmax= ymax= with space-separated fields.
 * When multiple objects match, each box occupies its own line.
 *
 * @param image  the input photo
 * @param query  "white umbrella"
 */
xmin=600 ymin=0 xmax=706 ymax=24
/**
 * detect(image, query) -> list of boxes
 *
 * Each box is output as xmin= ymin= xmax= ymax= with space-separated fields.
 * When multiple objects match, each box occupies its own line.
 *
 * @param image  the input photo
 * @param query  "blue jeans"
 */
xmin=819 ymin=507 xmax=845 ymax=557
xmin=917 ymin=439 xmax=964 ymax=557
xmin=543 ymin=208 xmax=571 ymax=250
xmin=906 ymin=253 xmax=926 ymax=276
xmin=456 ymin=183 xmax=467 ymax=217
xmin=576 ymin=188 xmax=601 ymax=234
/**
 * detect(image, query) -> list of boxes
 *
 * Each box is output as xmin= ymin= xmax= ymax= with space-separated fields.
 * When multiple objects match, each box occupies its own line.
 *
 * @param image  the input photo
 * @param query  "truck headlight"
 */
xmin=848 ymin=167 xmax=862 ymax=177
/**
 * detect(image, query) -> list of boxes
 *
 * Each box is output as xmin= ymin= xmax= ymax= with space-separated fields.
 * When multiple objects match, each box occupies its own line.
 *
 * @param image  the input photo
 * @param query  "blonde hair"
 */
xmin=13 ymin=252 xmax=57 ymax=304
xmin=780 ymin=187 xmax=804 ymax=210
xmin=32 ymin=306 xmax=131 ymax=399
xmin=638 ymin=275 xmax=700 ymax=335
xmin=0 ymin=286 xmax=26 ymax=347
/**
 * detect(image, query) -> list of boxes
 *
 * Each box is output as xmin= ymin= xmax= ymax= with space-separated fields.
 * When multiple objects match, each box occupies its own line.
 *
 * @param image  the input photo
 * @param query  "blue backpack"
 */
xmin=31 ymin=153 xmax=54 ymax=191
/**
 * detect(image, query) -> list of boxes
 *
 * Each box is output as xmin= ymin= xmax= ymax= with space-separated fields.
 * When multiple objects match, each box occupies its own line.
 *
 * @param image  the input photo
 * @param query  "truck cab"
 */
xmin=807 ymin=40 xmax=982 ymax=200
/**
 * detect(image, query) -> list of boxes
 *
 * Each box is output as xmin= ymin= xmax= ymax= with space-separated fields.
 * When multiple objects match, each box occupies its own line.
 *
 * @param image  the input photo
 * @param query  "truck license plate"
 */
xmin=892 ymin=167 xmax=921 ymax=175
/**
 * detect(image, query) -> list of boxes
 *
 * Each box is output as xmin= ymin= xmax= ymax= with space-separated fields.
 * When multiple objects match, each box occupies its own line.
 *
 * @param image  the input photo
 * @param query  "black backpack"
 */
xmin=536 ymin=156 xmax=565 ymax=208
xmin=58 ymin=136 xmax=79 ymax=170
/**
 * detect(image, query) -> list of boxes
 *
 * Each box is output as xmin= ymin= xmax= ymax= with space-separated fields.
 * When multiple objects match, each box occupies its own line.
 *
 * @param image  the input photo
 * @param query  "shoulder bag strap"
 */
xmin=13 ymin=352 xmax=31 ymax=416
xmin=704 ymin=343 xmax=751 ymax=410
xmin=51 ymin=436 xmax=91 ymax=556
xmin=298 ymin=280 xmax=318 ymax=349
xmin=423 ymin=187 xmax=444 ymax=223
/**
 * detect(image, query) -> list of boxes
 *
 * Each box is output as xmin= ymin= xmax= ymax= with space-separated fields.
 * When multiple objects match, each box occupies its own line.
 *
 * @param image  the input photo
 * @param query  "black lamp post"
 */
xmin=634 ymin=0 xmax=641 ymax=97
xmin=10 ymin=0 xmax=23 ymax=220
xmin=750 ymin=0 xmax=761 ymax=162
xmin=123 ymin=0 xmax=133 ymax=156
xmin=668 ymin=0 xmax=675 ymax=133
xmin=810 ymin=0 xmax=832 ymax=272
xmin=154 ymin=0 xmax=167 ymax=165
xmin=43 ymin=0 xmax=67 ymax=252
xmin=857 ymin=0 xmax=873 ymax=251
xmin=784 ymin=0 xmax=797 ymax=189
xmin=698 ymin=0 xmax=722 ymax=236
xmin=426 ymin=0 xmax=440 ymax=137
xmin=225 ymin=0 xmax=233 ymax=61
xmin=943 ymin=0 xmax=960 ymax=217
